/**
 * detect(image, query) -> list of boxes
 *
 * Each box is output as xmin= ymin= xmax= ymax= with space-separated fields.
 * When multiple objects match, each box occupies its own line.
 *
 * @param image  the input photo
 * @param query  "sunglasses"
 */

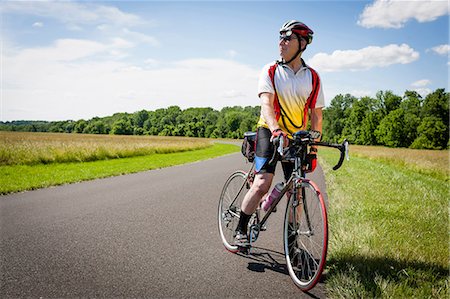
xmin=279 ymin=34 xmax=298 ymax=42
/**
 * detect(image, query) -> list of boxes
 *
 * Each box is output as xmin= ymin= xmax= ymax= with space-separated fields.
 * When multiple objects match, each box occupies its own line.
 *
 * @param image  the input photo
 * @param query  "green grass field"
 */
xmin=0 ymin=132 xmax=239 ymax=194
xmin=319 ymin=146 xmax=449 ymax=298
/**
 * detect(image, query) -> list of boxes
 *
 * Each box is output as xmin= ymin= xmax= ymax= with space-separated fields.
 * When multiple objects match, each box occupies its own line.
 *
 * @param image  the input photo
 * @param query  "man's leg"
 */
xmin=234 ymin=172 xmax=273 ymax=245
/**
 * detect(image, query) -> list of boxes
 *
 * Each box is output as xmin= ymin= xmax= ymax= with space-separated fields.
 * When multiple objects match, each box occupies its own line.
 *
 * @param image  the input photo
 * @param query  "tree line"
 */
xmin=323 ymin=88 xmax=448 ymax=149
xmin=1 ymin=106 xmax=260 ymax=139
xmin=1 ymin=88 xmax=448 ymax=149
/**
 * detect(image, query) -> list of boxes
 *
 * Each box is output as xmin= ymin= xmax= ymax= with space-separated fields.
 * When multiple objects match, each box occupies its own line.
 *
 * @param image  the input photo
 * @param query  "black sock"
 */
xmin=236 ymin=211 xmax=251 ymax=234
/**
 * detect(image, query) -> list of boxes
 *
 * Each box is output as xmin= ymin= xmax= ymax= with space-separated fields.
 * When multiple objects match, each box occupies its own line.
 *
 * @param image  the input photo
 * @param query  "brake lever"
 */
xmin=277 ymin=137 xmax=284 ymax=156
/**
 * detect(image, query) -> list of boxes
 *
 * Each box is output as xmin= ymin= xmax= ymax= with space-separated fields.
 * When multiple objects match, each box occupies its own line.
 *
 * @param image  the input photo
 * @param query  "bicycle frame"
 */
xmin=249 ymin=149 xmax=308 ymax=244
xmin=248 ymin=131 xmax=348 ymax=246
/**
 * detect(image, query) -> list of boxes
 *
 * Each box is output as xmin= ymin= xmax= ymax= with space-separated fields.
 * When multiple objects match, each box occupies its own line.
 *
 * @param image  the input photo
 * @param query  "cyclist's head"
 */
xmin=279 ymin=20 xmax=314 ymax=45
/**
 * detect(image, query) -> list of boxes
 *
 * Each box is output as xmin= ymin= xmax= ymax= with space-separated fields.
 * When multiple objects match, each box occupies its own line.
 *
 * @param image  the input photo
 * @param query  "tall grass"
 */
xmin=0 ymin=132 xmax=212 ymax=166
xmin=319 ymin=145 xmax=449 ymax=298
xmin=349 ymin=145 xmax=449 ymax=181
xmin=0 ymin=143 xmax=239 ymax=194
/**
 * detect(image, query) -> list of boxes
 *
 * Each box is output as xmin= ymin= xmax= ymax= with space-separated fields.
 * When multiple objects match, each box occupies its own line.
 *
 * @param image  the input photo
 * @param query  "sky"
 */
xmin=1 ymin=0 xmax=449 ymax=121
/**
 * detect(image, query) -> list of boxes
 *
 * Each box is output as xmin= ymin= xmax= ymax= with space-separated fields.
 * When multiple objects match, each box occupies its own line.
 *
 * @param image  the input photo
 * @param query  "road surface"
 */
xmin=1 ymin=152 xmax=329 ymax=298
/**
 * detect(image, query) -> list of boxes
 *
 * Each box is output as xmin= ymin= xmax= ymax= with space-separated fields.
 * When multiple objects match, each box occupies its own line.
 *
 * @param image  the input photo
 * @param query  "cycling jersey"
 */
xmin=256 ymin=59 xmax=325 ymax=137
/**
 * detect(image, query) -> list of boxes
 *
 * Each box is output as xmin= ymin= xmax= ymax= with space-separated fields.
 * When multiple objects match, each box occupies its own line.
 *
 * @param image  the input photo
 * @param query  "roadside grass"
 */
xmin=0 ymin=143 xmax=239 ymax=194
xmin=319 ymin=146 xmax=449 ymax=298
xmin=0 ymin=131 xmax=212 ymax=166
xmin=349 ymin=145 xmax=449 ymax=181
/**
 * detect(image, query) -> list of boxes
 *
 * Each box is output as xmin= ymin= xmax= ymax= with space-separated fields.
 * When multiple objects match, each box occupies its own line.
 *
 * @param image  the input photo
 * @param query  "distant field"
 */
xmin=349 ymin=145 xmax=449 ymax=181
xmin=0 ymin=132 xmax=239 ymax=194
xmin=0 ymin=131 xmax=212 ymax=166
xmin=319 ymin=145 xmax=448 ymax=298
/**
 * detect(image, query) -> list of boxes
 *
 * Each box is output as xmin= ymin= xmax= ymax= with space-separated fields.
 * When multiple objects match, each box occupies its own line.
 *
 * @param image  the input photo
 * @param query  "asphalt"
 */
xmin=0 ymin=153 xmax=328 ymax=298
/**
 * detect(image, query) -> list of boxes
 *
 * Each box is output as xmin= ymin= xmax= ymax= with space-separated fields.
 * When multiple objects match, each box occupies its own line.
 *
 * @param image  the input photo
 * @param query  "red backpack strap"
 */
xmin=303 ymin=66 xmax=320 ymax=126
xmin=268 ymin=63 xmax=281 ymax=121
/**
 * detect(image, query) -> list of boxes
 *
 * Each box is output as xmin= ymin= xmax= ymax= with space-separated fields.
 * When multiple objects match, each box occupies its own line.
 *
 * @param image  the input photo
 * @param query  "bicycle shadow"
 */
xmin=237 ymin=246 xmax=324 ymax=299
xmin=237 ymin=246 xmax=288 ymax=276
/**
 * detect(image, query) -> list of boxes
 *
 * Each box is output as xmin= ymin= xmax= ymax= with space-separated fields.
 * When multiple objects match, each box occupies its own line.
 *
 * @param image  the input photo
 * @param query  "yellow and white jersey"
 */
xmin=256 ymin=60 xmax=325 ymax=137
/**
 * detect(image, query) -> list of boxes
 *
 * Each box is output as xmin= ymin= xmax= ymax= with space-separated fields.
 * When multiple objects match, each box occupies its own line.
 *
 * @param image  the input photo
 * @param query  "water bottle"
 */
xmin=262 ymin=182 xmax=284 ymax=211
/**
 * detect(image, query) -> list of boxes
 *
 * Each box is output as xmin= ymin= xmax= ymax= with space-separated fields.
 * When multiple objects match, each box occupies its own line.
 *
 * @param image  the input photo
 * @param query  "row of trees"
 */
xmin=1 ymin=106 xmax=260 ymax=139
xmin=323 ymin=88 xmax=448 ymax=149
xmin=1 ymin=88 xmax=448 ymax=149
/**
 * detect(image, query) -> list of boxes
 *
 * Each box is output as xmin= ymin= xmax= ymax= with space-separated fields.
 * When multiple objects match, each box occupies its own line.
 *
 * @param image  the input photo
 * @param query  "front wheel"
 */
xmin=218 ymin=171 xmax=250 ymax=252
xmin=283 ymin=180 xmax=328 ymax=291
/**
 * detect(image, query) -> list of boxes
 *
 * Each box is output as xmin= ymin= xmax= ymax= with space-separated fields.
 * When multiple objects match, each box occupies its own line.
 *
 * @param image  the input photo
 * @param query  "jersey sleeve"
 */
xmin=257 ymin=63 xmax=275 ymax=97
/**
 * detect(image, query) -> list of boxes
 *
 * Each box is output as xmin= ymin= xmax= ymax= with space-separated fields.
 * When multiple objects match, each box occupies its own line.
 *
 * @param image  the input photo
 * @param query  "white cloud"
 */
xmin=429 ymin=44 xmax=450 ymax=55
xmin=122 ymin=29 xmax=160 ymax=47
xmin=308 ymin=44 xmax=419 ymax=72
xmin=11 ymin=38 xmax=130 ymax=63
xmin=411 ymin=79 xmax=431 ymax=87
xmin=32 ymin=22 xmax=43 ymax=28
xmin=1 ymin=1 xmax=145 ymax=27
xmin=358 ymin=0 xmax=449 ymax=29
xmin=3 ymin=43 xmax=260 ymax=121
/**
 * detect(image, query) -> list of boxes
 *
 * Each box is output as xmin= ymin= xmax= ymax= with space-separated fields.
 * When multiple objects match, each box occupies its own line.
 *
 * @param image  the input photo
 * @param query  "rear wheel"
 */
xmin=218 ymin=171 xmax=250 ymax=252
xmin=284 ymin=180 xmax=328 ymax=291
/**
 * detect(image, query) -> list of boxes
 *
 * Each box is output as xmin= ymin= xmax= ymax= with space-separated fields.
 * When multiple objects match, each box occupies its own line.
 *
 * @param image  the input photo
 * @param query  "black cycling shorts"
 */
xmin=254 ymin=127 xmax=294 ymax=181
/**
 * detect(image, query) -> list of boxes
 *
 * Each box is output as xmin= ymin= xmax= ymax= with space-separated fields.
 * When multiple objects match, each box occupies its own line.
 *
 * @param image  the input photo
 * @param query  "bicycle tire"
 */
xmin=218 ymin=170 xmax=250 ymax=253
xmin=283 ymin=179 xmax=328 ymax=291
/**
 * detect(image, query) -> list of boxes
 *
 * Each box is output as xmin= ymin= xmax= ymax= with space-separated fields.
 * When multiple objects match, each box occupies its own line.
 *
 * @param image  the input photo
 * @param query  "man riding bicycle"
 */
xmin=235 ymin=20 xmax=325 ymax=246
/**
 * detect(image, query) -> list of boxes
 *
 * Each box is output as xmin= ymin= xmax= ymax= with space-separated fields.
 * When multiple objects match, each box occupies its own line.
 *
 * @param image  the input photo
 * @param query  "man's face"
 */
xmin=279 ymin=32 xmax=306 ymax=61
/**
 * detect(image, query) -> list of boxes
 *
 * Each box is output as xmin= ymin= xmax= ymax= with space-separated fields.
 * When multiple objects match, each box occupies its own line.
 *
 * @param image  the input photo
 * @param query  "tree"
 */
xmin=74 ymin=120 xmax=87 ymax=133
xmin=133 ymin=110 xmax=149 ymax=128
xmin=111 ymin=118 xmax=133 ymax=135
xmin=323 ymin=93 xmax=356 ymax=142
xmin=359 ymin=111 xmax=382 ymax=145
xmin=411 ymin=116 xmax=448 ymax=149
xmin=342 ymin=96 xmax=376 ymax=144
xmin=421 ymin=88 xmax=449 ymax=127
xmin=376 ymin=90 xmax=402 ymax=115
xmin=375 ymin=108 xmax=406 ymax=147
xmin=83 ymin=121 xmax=107 ymax=134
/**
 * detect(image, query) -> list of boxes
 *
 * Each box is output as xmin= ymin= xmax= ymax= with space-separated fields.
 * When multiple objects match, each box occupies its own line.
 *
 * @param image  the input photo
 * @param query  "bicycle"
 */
xmin=218 ymin=130 xmax=349 ymax=291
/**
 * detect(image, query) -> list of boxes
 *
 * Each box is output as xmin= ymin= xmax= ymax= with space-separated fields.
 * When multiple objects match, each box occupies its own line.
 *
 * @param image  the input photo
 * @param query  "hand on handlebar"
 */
xmin=270 ymin=129 xmax=289 ymax=146
xmin=268 ymin=129 xmax=289 ymax=165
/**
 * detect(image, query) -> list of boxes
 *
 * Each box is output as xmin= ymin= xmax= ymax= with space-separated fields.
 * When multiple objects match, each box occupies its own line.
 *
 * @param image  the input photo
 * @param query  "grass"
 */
xmin=0 ymin=131 xmax=212 ymax=166
xmin=319 ymin=145 xmax=449 ymax=298
xmin=349 ymin=145 xmax=449 ymax=181
xmin=0 ymin=132 xmax=239 ymax=194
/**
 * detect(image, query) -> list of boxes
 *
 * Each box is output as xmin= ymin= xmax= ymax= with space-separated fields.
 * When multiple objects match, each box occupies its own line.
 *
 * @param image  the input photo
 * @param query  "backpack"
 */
xmin=268 ymin=61 xmax=320 ymax=133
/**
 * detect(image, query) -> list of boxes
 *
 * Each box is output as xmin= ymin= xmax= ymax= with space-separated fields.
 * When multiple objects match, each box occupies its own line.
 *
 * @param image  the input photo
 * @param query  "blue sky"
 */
xmin=2 ymin=0 xmax=449 ymax=121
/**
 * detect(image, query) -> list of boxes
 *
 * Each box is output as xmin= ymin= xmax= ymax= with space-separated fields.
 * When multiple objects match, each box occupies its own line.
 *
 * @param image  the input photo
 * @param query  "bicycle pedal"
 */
xmin=260 ymin=224 xmax=267 ymax=231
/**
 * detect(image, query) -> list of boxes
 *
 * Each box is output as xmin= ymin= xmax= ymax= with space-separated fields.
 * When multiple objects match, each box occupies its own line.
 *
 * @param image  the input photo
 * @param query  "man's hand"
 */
xmin=270 ymin=128 xmax=289 ymax=145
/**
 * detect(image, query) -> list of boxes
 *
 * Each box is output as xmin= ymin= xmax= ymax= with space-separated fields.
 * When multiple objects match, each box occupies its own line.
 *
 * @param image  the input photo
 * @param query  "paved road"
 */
xmin=1 ymin=153 xmax=328 ymax=298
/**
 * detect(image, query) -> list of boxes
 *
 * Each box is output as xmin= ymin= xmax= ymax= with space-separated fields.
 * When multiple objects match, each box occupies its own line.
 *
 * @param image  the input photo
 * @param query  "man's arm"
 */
xmin=310 ymin=107 xmax=323 ymax=151
xmin=260 ymin=92 xmax=280 ymax=132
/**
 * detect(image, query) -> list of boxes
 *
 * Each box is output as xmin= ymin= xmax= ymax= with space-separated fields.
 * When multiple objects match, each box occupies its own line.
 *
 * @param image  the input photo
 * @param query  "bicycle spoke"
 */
xmin=284 ymin=180 xmax=328 ymax=291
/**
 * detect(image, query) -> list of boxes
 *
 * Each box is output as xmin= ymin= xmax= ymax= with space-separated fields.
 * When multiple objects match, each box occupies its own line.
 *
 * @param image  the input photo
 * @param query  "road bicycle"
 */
xmin=218 ymin=130 xmax=348 ymax=291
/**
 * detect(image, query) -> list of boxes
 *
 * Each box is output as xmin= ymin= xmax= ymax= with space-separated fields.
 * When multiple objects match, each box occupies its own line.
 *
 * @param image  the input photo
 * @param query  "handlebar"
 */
xmin=268 ymin=130 xmax=349 ymax=171
xmin=312 ymin=140 xmax=349 ymax=170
